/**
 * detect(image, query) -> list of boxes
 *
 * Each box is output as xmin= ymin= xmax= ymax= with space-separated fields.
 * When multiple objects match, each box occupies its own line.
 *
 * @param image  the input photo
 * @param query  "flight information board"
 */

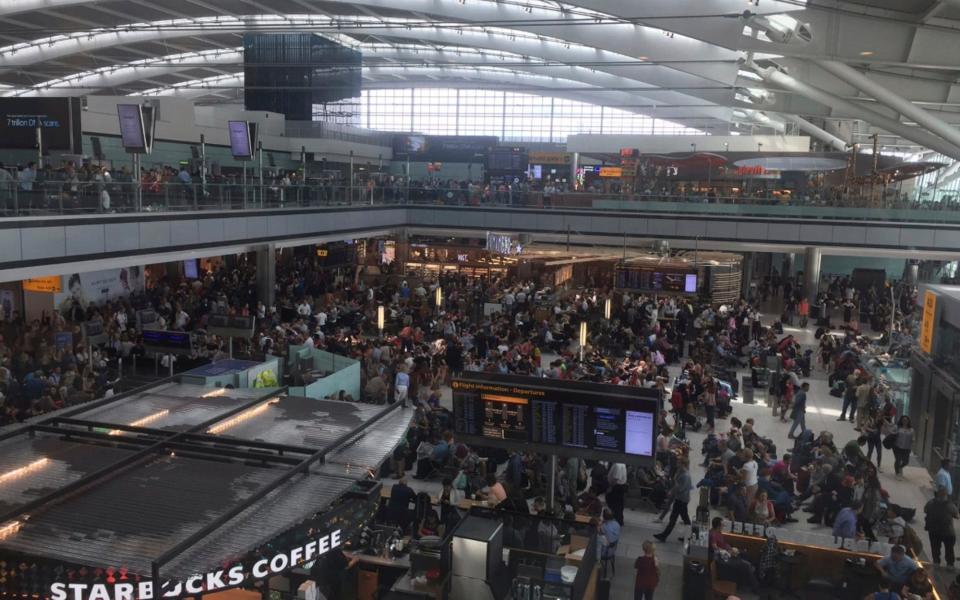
xmin=451 ymin=372 xmax=660 ymax=465
xmin=615 ymin=265 xmax=698 ymax=294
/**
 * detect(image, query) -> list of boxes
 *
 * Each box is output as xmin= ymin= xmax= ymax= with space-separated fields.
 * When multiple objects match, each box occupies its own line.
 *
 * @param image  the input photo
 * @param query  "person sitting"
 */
xmin=418 ymin=510 xmax=441 ymax=538
xmin=875 ymin=545 xmax=919 ymax=588
xmin=707 ymin=517 xmax=761 ymax=593
xmin=576 ymin=485 xmax=604 ymax=518
xmin=415 ymin=430 xmax=453 ymax=479
xmin=479 ymin=473 xmax=507 ymax=505
xmin=902 ymin=568 xmax=933 ymax=600
xmin=749 ymin=490 xmax=777 ymax=526
xmin=863 ymin=580 xmax=900 ymax=600
xmin=387 ymin=477 xmax=417 ymax=531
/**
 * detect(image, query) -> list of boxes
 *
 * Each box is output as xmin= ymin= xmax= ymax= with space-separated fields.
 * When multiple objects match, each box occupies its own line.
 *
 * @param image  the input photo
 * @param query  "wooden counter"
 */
xmin=723 ymin=532 xmax=942 ymax=600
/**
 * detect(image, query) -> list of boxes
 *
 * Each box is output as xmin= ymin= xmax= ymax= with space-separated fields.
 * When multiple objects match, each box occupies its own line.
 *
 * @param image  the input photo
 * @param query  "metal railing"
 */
xmin=4 ymin=180 xmax=960 ymax=224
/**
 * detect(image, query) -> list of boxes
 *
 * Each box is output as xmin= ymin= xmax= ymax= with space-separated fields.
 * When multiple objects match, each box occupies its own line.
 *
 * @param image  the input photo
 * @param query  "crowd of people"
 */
xmin=0 ymin=237 xmax=949 ymax=598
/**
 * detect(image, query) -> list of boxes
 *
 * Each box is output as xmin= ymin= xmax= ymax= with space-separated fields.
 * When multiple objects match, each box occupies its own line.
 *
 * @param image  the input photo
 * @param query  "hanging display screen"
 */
xmin=452 ymin=372 xmax=659 ymax=465
xmin=228 ymin=120 xmax=253 ymax=159
xmin=615 ymin=265 xmax=699 ymax=294
xmin=117 ymin=104 xmax=147 ymax=153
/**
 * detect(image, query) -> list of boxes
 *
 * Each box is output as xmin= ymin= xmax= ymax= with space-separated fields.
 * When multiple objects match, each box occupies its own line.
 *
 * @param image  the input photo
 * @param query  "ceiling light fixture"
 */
xmin=859 ymin=51 xmax=874 ymax=56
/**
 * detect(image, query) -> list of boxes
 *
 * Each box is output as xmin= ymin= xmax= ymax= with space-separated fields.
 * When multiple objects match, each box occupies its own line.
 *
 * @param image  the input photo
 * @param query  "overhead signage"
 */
xmin=117 ymin=104 xmax=148 ymax=154
xmin=452 ymin=372 xmax=658 ymax=465
xmin=142 ymin=329 xmax=193 ymax=355
xmin=528 ymin=151 xmax=570 ymax=165
xmin=598 ymin=167 xmax=623 ymax=178
xmin=23 ymin=276 xmax=62 ymax=293
xmin=50 ymin=529 xmax=343 ymax=600
xmin=919 ymin=290 xmax=938 ymax=354
xmin=228 ymin=120 xmax=253 ymax=159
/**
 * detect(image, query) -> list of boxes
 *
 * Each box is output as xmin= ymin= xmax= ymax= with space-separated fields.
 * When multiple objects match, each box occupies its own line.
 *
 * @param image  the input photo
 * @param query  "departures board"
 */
xmin=452 ymin=372 xmax=660 ymax=465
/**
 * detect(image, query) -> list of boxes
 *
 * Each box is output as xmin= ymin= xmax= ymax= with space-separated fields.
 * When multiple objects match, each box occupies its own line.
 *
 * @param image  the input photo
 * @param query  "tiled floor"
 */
xmin=397 ymin=309 xmax=943 ymax=599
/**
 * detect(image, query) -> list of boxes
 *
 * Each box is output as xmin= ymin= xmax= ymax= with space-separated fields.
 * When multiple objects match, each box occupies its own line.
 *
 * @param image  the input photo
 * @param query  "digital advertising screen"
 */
xmin=117 ymin=104 xmax=147 ymax=153
xmin=452 ymin=372 xmax=660 ymax=465
xmin=228 ymin=120 xmax=253 ymax=159
xmin=0 ymin=98 xmax=82 ymax=152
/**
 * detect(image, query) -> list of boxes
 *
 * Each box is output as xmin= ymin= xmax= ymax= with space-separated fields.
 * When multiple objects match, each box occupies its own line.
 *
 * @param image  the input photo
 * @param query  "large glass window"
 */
xmin=365 ymin=89 xmax=413 ymax=132
xmin=413 ymin=88 xmax=458 ymax=135
xmin=353 ymin=88 xmax=703 ymax=141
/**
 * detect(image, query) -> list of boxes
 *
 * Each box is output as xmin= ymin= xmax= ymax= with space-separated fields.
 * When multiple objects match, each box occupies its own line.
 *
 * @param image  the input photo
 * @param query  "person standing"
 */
xmin=607 ymin=462 xmax=628 ymax=526
xmin=925 ymin=486 xmax=958 ymax=568
xmin=891 ymin=416 xmax=914 ymax=477
xmin=394 ymin=366 xmax=410 ymax=407
xmin=701 ymin=381 xmax=717 ymax=433
xmin=654 ymin=458 xmax=692 ymax=542
xmin=936 ymin=458 xmax=954 ymax=498
xmin=788 ymin=382 xmax=809 ymax=439
xmin=633 ymin=540 xmax=660 ymax=600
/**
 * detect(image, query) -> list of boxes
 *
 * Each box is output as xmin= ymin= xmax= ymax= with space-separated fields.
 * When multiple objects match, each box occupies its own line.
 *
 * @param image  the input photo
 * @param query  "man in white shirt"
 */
xmin=18 ymin=163 xmax=35 ymax=191
xmin=297 ymin=301 xmax=312 ymax=317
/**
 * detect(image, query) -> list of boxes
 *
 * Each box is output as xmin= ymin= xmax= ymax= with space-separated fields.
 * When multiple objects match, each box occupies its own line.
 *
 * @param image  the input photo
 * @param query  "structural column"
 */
xmin=804 ymin=247 xmax=822 ymax=304
xmin=782 ymin=253 xmax=796 ymax=279
xmin=569 ymin=152 xmax=579 ymax=188
xmin=740 ymin=252 xmax=754 ymax=301
xmin=256 ymin=243 xmax=276 ymax=308
xmin=904 ymin=260 xmax=920 ymax=286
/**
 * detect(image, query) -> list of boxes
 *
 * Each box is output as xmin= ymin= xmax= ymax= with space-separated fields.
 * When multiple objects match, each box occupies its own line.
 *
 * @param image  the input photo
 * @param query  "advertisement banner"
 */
xmin=0 ymin=98 xmax=82 ymax=152
xmin=55 ymin=267 xmax=144 ymax=314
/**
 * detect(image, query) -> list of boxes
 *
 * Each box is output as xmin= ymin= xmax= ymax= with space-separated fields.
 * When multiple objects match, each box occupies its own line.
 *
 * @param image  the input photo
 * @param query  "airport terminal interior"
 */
xmin=7 ymin=1 xmax=960 ymax=600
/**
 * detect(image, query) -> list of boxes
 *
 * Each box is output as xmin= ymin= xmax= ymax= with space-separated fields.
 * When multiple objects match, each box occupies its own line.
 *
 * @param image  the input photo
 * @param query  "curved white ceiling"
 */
xmin=0 ymin=0 xmax=957 ymax=151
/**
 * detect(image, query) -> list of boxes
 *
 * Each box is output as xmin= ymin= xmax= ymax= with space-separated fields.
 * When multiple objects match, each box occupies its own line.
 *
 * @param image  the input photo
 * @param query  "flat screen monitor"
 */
xmin=183 ymin=259 xmax=199 ymax=280
xmin=452 ymin=372 xmax=659 ymax=465
xmin=117 ymin=104 xmax=147 ymax=153
xmin=228 ymin=120 xmax=252 ymax=159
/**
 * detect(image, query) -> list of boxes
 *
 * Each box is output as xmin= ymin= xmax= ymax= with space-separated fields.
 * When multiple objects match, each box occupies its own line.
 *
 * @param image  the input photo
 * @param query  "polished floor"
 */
xmin=400 ymin=315 xmax=942 ymax=599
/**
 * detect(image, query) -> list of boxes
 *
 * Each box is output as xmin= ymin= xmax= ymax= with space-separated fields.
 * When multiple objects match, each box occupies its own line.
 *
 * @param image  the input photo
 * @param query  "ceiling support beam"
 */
xmin=816 ymin=59 xmax=960 ymax=159
xmin=758 ymin=65 xmax=960 ymax=160
xmin=784 ymin=115 xmax=848 ymax=152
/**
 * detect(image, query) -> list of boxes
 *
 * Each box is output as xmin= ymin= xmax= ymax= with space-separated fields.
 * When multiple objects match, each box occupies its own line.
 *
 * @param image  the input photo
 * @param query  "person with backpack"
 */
xmin=925 ymin=486 xmax=959 ymax=568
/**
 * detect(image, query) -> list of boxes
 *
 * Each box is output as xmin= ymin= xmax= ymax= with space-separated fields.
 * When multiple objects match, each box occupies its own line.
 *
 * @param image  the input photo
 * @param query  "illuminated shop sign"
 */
xmin=50 ymin=529 xmax=342 ymax=600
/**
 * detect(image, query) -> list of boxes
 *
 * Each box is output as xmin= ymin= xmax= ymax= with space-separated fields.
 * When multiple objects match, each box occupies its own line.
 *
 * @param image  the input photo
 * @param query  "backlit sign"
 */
xmin=50 ymin=529 xmax=342 ymax=600
xmin=23 ymin=276 xmax=62 ymax=292
xmin=920 ymin=290 xmax=938 ymax=354
xmin=598 ymin=167 xmax=623 ymax=178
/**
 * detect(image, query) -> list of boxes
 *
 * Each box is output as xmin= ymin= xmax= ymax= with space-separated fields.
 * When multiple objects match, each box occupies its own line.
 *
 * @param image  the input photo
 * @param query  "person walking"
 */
xmin=654 ymin=458 xmax=692 ymax=542
xmin=891 ymin=416 xmax=914 ymax=478
xmin=788 ymin=382 xmax=809 ymax=439
xmin=633 ymin=540 xmax=660 ymax=600
xmin=925 ymin=486 xmax=958 ymax=568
